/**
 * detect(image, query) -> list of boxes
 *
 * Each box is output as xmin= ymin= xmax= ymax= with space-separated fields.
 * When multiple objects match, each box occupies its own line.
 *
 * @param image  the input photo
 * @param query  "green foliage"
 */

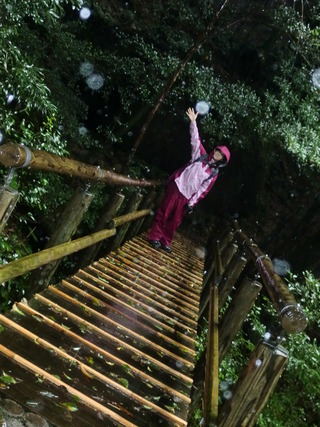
xmin=251 ymin=272 xmax=320 ymax=427
xmin=0 ymin=226 xmax=32 ymax=312
xmin=194 ymin=272 xmax=320 ymax=427
xmin=0 ymin=0 xmax=82 ymax=154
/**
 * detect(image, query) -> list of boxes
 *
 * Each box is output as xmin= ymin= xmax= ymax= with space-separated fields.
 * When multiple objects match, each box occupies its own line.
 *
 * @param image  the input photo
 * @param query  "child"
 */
xmin=148 ymin=107 xmax=230 ymax=253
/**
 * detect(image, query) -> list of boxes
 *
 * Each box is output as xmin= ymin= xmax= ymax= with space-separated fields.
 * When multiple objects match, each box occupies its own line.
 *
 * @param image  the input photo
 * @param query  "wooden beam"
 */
xmin=0 ymin=142 xmax=160 ymax=187
xmin=0 ymin=228 xmax=116 ymax=283
xmin=111 ymin=208 xmax=150 ymax=228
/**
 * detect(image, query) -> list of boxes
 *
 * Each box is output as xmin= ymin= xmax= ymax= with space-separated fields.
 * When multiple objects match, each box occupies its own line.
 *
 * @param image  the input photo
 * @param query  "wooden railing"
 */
xmin=192 ymin=220 xmax=307 ymax=427
xmin=0 ymin=142 xmax=160 ymax=187
xmin=0 ymin=209 xmax=151 ymax=284
xmin=0 ymin=142 xmax=162 ymax=295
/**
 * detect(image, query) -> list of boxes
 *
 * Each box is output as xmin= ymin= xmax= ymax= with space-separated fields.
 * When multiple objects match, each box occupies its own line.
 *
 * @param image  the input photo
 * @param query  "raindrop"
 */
xmin=311 ymin=68 xmax=320 ymax=89
xmin=0 ymin=129 xmax=6 ymax=144
xmin=79 ymin=61 xmax=94 ymax=77
xmin=40 ymin=391 xmax=58 ymax=398
xmin=79 ymin=7 xmax=91 ymax=20
xmin=86 ymin=73 xmax=104 ymax=90
xmin=255 ymin=359 xmax=262 ymax=367
xmin=223 ymin=390 xmax=233 ymax=400
xmin=195 ymin=101 xmax=210 ymax=115
xmin=26 ymin=401 xmax=40 ymax=408
xmin=219 ymin=380 xmax=230 ymax=391
xmin=6 ymin=94 xmax=15 ymax=104
xmin=78 ymin=126 xmax=88 ymax=136
xmin=272 ymin=258 xmax=291 ymax=276
xmin=127 ymin=131 xmax=133 ymax=137
xmin=264 ymin=332 xmax=271 ymax=341
xmin=175 ymin=360 xmax=184 ymax=369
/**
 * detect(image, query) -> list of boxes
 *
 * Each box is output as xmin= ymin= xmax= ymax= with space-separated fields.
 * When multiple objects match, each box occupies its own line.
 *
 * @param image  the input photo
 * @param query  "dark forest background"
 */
xmin=1 ymin=1 xmax=320 ymax=425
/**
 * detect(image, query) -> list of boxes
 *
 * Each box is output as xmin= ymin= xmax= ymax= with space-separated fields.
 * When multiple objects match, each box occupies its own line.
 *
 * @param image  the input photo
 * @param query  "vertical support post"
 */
xmin=218 ymin=254 xmax=247 ymax=309
xmin=203 ymin=240 xmax=221 ymax=426
xmin=217 ymin=340 xmax=289 ymax=427
xmin=126 ymin=190 xmax=156 ymax=240
xmin=0 ymin=185 xmax=19 ymax=233
xmin=199 ymin=253 xmax=247 ymax=321
xmin=203 ymin=284 xmax=219 ymax=427
xmin=76 ymin=191 xmax=125 ymax=268
xmin=28 ymin=186 xmax=94 ymax=293
xmin=203 ymin=232 xmax=234 ymax=289
xmin=219 ymin=278 xmax=262 ymax=360
xmin=108 ymin=191 xmax=143 ymax=252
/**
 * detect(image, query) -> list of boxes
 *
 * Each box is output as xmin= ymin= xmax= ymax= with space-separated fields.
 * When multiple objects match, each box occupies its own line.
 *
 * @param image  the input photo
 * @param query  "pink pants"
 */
xmin=148 ymin=181 xmax=188 ymax=246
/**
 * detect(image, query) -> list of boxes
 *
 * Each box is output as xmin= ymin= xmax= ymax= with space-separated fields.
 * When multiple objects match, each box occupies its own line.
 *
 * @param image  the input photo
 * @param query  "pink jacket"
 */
xmin=174 ymin=121 xmax=230 ymax=207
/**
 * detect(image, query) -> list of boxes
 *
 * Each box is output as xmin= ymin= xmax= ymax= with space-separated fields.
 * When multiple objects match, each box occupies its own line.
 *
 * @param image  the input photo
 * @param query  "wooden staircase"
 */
xmin=0 ymin=232 xmax=204 ymax=426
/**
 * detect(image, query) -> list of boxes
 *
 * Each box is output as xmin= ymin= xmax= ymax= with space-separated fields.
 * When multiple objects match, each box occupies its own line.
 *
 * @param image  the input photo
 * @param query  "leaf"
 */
xmin=0 ymin=372 xmax=17 ymax=384
xmin=60 ymin=402 xmax=78 ymax=412
xmin=118 ymin=377 xmax=129 ymax=388
xmin=0 ymin=324 xmax=4 ymax=333
xmin=63 ymin=372 xmax=72 ymax=380
xmin=97 ymin=275 xmax=109 ymax=283
xmin=12 ymin=304 xmax=25 ymax=316
xmin=85 ymin=357 xmax=94 ymax=365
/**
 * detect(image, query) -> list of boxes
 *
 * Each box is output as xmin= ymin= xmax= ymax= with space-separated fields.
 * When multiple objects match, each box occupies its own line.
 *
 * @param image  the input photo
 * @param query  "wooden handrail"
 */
xmin=110 ymin=209 xmax=150 ymax=227
xmin=232 ymin=220 xmax=307 ymax=334
xmin=0 ymin=142 xmax=160 ymax=187
xmin=0 ymin=209 xmax=151 ymax=283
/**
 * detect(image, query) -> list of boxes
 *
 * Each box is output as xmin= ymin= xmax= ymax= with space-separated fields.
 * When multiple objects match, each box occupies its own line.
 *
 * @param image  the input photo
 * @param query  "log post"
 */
xmin=214 ymin=240 xmax=223 ymax=283
xmin=203 ymin=284 xmax=219 ymax=427
xmin=203 ymin=232 xmax=234 ymax=289
xmin=0 ymin=185 xmax=19 ymax=232
xmin=126 ymin=190 xmax=157 ymax=240
xmin=219 ymin=279 xmax=262 ymax=360
xmin=29 ymin=187 xmax=94 ymax=292
xmin=233 ymin=221 xmax=307 ymax=333
xmin=108 ymin=192 xmax=144 ymax=252
xmin=199 ymin=254 xmax=247 ymax=321
xmin=218 ymin=254 xmax=248 ymax=309
xmin=0 ymin=142 xmax=160 ymax=188
xmin=76 ymin=191 xmax=125 ymax=269
xmin=221 ymin=242 xmax=238 ymax=272
xmin=141 ymin=189 xmax=165 ymax=232
xmin=217 ymin=340 xmax=289 ymax=427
